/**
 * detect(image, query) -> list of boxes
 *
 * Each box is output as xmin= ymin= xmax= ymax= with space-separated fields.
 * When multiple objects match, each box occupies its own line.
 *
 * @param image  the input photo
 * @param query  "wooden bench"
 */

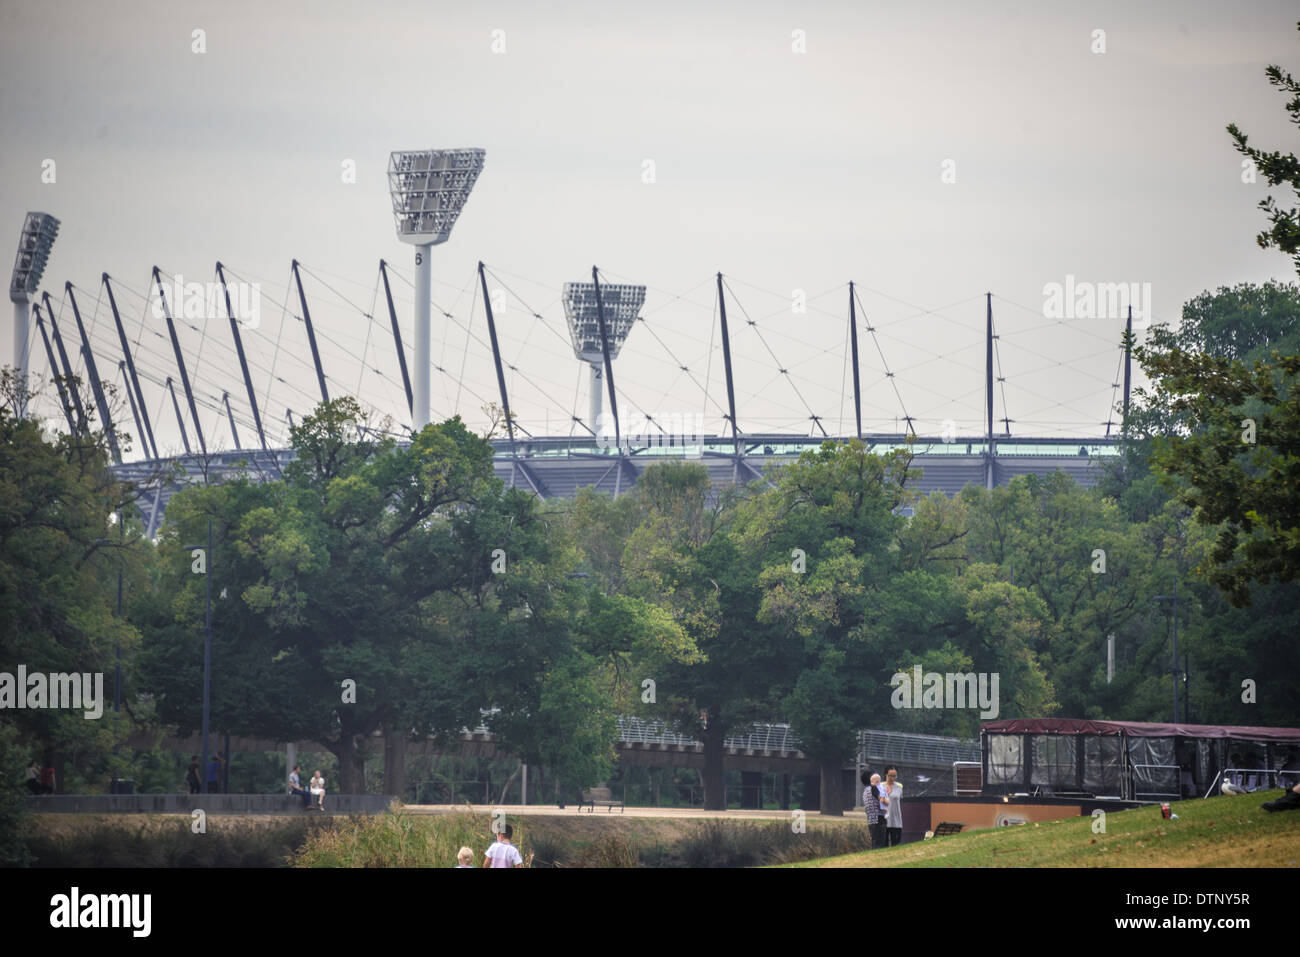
xmin=578 ymin=786 xmax=624 ymax=813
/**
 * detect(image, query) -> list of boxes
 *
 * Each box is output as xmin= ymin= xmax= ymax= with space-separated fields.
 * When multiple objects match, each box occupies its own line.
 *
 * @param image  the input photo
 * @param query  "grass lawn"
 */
xmin=783 ymin=790 xmax=1300 ymax=867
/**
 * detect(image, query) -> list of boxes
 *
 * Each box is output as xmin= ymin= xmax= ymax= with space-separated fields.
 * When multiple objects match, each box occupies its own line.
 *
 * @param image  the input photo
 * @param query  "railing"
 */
xmin=861 ymin=730 xmax=981 ymax=767
xmin=1130 ymin=763 xmax=1180 ymax=800
xmin=1203 ymin=767 xmax=1300 ymax=799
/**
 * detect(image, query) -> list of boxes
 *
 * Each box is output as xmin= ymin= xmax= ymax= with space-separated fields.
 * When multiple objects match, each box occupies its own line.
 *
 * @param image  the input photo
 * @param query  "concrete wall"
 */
xmin=26 ymin=794 xmax=396 ymax=815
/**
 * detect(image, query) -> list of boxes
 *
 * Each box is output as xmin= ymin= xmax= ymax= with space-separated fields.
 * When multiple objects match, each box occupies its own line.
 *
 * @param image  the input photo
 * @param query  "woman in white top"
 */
xmin=309 ymin=771 xmax=326 ymax=810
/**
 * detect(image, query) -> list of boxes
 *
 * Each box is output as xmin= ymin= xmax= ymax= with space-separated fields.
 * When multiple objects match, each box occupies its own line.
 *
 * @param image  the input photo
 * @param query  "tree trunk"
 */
xmin=819 ymin=759 xmax=844 ymax=816
xmin=497 ymin=760 xmax=522 ymax=804
xmin=382 ymin=720 xmax=407 ymax=800
xmin=701 ymin=717 xmax=726 ymax=810
xmin=330 ymin=734 xmax=367 ymax=794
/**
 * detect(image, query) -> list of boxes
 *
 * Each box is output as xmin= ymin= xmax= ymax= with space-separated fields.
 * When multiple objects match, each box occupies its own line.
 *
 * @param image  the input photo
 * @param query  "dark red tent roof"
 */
xmin=981 ymin=718 xmax=1300 ymax=742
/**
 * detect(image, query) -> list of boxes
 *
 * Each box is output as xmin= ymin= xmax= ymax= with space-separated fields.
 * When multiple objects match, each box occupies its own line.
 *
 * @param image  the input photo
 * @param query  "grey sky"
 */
xmin=3 ymin=0 xmax=1298 ymax=457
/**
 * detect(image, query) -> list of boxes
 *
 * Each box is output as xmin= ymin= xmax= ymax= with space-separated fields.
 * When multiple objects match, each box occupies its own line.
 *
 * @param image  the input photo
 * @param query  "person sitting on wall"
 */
xmin=288 ymin=764 xmax=311 ymax=809
xmin=309 ymin=770 xmax=326 ymax=810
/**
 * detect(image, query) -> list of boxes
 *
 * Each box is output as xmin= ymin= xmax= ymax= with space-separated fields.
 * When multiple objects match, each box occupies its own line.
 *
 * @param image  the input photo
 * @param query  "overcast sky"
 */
xmin=3 ymin=0 xmax=1298 ymax=457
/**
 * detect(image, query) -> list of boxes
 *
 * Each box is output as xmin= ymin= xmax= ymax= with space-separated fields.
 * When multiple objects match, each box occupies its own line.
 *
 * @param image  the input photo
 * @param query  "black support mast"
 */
xmin=65 ymin=282 xmax=120 ymax=463
xmin=379 ymin=260 xmax=413 ymax=418
xmin=1122 ymin=304 xmax=1133 ymax=428
xmin=291 ymin=260 xmax=330 ymax=407
xmin=118 ymin=361 xmax=148 ymax=457
xmin=985 ymin=292 xmax=994 ymax=490
xmin=716 ymin=273 xmax=742 ymax=472
xmin=215 ymin=262 xmax=268 ymax=450
xmin=153 ymin=266 xmax=207 ymax=455
xmin=33 ymin=305 xmax=78 ymax=433
xmin=848 ymin=281 xmax=863 ymax=440
xmin=42 ymin=291 xmax=88 ymax=431
xmin=166 ymin=377 xmax=192 ymax=454
xmin=222 ymin=392 xmax=242 ymax=449
xmin=479 ymin=262 xmax=516 ymax=452
xmin=103 ymin=274 xmax=158 ymax=459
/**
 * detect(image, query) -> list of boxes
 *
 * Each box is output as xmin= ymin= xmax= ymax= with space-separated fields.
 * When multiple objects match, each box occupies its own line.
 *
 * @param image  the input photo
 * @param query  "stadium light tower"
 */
xmin=387 ymin=148 xmax=485 ymax=431
xmin=562 ymin=279 xmax=645 ymax=438
xmin=9 ymin=212 xmax=60 ymax=417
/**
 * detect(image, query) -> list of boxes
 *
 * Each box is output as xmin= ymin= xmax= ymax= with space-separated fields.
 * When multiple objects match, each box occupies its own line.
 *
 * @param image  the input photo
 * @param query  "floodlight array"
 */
xmin=562 ymin=282 xmax=646 ymax=361
xmin=10 ymin=212 xmax=60 ymax=302
xmin=387 ymin=149 xmax=486 ymax=244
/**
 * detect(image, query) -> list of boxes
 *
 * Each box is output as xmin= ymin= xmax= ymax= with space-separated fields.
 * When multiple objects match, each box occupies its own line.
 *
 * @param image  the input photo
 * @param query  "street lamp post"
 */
xmin=185 ymin=520 xmax=213 ymax=793
xmin=1153 ymin=583 xmax=1180 ymax=723
xmin=387 ymin=148 xmax=486 ymax=431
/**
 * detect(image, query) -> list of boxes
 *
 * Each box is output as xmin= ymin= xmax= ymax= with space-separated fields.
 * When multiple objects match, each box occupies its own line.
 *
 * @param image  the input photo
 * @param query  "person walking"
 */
xmin=883 ymin=765 xmax=903 ymax=846
xmin=185 ymin=755 xmax=202 ymax=795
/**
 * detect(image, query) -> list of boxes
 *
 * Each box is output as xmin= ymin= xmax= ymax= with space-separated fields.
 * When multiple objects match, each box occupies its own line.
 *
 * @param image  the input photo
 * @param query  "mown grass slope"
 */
xmin=786 ymin=790 xmax=1300 ymax=867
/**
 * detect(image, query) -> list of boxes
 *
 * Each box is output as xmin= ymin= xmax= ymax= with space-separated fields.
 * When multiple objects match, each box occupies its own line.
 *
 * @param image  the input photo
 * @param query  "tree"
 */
xmin=1228 ymin=21 xmax=1300 ymax=276
xmin=620 ymin=461 xmax=784 ymax=810
xmin=746 ymin=440 xmax=915 ymax=813
xmin=142 ymin=399 xmax=501 ymax=793
xmin=0 ymin=370 xmax=139 ymax=798
xmin=1132 ymin=343 xmax=1300 ymax=606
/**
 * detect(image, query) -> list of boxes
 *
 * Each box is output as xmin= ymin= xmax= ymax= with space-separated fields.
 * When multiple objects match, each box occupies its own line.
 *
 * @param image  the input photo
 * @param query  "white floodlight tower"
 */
xmin=561 ymin=281 xmax=646 ymax=436
xmin=387 ymin=148 xmax=485 ymax=431
xmin=9 ymin=212 xmax=60 ymax=417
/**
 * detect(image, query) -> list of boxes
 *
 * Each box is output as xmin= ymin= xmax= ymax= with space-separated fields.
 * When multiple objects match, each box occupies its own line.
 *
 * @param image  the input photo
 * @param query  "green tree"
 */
xmin=1228 ymin=21 xmax=1300 ymax=276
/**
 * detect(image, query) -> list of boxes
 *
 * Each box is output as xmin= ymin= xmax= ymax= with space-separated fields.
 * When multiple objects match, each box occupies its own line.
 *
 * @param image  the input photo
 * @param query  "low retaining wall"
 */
xmin=25 ymin=794 xmax=396 ymax=815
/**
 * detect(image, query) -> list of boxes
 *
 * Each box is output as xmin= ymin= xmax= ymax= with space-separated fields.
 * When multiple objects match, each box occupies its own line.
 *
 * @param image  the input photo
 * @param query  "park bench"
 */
xmin=578 ymin=786 xmax=624 ymax=813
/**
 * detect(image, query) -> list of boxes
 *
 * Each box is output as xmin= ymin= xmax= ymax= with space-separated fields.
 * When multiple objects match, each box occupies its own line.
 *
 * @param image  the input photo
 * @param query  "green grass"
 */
xmin=784 ymin=791 xmax=1300 ymax=867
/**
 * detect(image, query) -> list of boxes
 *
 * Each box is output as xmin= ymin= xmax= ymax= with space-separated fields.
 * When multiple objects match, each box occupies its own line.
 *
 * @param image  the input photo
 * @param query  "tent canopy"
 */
xmin=982 ymin=718 xmax=1300 ymax=743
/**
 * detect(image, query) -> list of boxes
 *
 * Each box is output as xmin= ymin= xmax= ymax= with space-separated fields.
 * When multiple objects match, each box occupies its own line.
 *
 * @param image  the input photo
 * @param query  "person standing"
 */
xmin=40 ymin=765 xmax=56 ymax=795
xmin=883 ymin=765 xmax=903 ymax=846
xmin=206 ymin=753 xmax=223 ymax=794
xmin=484 ymin=824 xmax=523 ymax=868
xmin=25 ymin=763 xmax=42 ymax=795
xmin=862 ymin=770 xmax=885 ymax=849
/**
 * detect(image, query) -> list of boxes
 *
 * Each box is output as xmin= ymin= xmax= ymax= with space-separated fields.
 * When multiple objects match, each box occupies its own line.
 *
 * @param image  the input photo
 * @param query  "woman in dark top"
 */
xmin=185 ymin=755 xmax=201 ymax=794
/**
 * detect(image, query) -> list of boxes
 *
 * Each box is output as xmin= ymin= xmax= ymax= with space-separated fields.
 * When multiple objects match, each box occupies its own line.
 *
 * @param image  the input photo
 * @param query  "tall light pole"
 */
xmin=387 ymin=149 xmax=485 ymax=431
xmin=9 ymin=212 xmax=60 ymax=418
xmin=561 ymin=279 xmax=645 ymax=440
